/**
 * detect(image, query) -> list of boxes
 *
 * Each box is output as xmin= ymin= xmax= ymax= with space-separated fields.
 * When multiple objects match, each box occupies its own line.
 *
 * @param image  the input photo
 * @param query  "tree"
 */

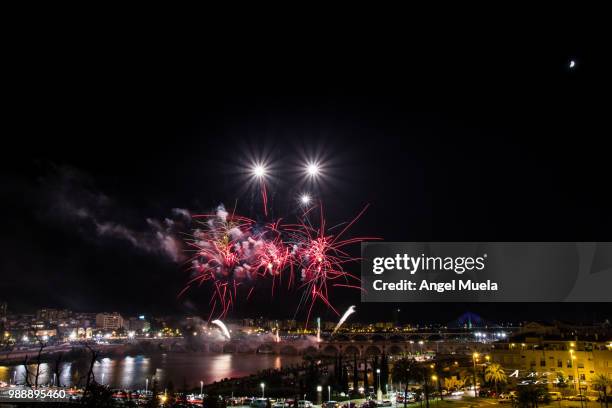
xmin=380 ymin=353 xmax=389 ymax=393
xmin=52 ymin=352 xmax=63 ymax=387
xmin=80 ymin=382 xmax=115 ymax=407
xmin=517 ymin=385 xmax=549 ymax=408
xmin=363 ymin=358 xmax=369 ymax=393
xmin=391 ymin=359 xmax=419 ymax=408
xmin=592 ymin=374 xmax=610 ymax=408
xmin=555 ymin=373 xmax=569 ymax=396
xmin=373 ymin=355 xmax=379 ymax=393
xmin=484 ymin=363 xmax=507 ymax=394
xmin=420 ymin=365 xmax=430 ymax=408
xmin=352 ymin=354 xmax=359 ymax=395
xmin=443 ymin=377 xmax=465 ymax=392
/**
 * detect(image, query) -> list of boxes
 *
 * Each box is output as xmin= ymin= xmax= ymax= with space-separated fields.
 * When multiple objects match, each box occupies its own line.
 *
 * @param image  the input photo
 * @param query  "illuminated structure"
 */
xmin=95 ymin=312 xmax=124 ymax=330
xmin=491 ymin=335 xmax=612 ymax=395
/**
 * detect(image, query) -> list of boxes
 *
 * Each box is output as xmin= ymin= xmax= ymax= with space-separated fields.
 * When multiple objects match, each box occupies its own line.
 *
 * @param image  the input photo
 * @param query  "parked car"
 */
xmin=548 ymin=392 xmax=562 ymax=401
xmin=251 ymin=398 xmax=269 ymax=408
xmin=297 ymin=401 xmax=313 ymax=408
xmin=376 ymin=400 xmax=393 ymax=407
xmin=341 ymin=403 xmax=357 ymax=408
xmin=323 ymin=401 xmax=340 ymax=408
xmin=567 ymin=395 xmax=587 ymax=401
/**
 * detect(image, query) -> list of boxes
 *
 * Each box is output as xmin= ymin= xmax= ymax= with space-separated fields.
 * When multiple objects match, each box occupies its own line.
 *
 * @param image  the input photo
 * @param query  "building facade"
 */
xmin=491 ymin=335 xmax=612 ymax=395
xmin=95 ymin=312 xmax=124 ymax=331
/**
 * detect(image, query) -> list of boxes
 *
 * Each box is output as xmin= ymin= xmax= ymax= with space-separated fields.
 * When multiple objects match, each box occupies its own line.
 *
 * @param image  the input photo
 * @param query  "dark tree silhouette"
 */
xmin=363 ymin=358 xmax=369 ymax=393
xmin=352 ymin=354 xmax=359 ymax=394
xmin=391 ymin=358 xmax=420 ymax=408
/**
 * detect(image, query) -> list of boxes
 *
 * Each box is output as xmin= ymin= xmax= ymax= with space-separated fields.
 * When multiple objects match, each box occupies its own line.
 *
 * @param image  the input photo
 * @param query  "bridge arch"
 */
xmin=322 ymin=345 xmax=339 ymax=355
xmin=343 ymin=345 xmax=360 ymax=356
xmin=387 ymin=344 xmax=404 ymax=355
xmin=303 ymin=346 xmax=318 ymax=356
xmin=408 ymin=335 xmax=422 ymax=341
xmin=209 ymin=343 xmax=223 ymax=353
xmin=223 ymin=343 xmax=237 ymax=353
xmin=237 ymin=343 xmax=255 ymax=353
xmin=257 ymin=344 xmax=275 ymax=354
xmin=280 ymin=345 xmax=299 ymax=355
xmin=364 ymin=345 xmax=381 ymax=356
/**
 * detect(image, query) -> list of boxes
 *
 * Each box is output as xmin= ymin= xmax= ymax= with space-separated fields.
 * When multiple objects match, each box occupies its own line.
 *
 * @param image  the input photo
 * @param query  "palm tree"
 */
xmin=592 ymin=374 xmax=610 ymax=408
xmin=485 ymin=363 xmax=507 ymax=394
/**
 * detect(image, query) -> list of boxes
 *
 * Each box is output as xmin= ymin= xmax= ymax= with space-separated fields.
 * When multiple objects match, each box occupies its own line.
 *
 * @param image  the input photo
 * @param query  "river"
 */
xmin=0 ymin=353 xmax=304 ymax=390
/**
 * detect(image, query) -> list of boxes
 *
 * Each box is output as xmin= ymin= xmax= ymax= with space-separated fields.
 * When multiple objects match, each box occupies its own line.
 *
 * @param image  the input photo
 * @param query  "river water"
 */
xmin=0 ymin=353 xmax=304 ymax=390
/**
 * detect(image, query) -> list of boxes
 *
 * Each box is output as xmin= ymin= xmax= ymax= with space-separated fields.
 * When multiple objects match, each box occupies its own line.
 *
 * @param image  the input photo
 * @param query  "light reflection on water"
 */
xmin=0 ymin=353 xmax=302 ymax=389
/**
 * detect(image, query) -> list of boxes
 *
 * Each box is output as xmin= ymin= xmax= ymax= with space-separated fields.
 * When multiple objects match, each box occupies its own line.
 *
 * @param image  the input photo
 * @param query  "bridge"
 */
xmin=205 ymin=335 xmax=494 ymax=357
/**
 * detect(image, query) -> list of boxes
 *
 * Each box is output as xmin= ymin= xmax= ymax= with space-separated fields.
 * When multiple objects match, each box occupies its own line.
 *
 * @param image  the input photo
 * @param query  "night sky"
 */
xmin=2 ymin=27 xmax=611 ymax=324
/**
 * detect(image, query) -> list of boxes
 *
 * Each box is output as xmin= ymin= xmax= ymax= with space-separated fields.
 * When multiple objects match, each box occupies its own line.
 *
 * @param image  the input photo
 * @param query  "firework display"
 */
xmin=181 ymin=203 xmax=375 ymax=323
xmin=332 ymin=305 xmax=356 ymax=334
xmin=180 ymin=164 xmax=377 ymax=324
xmin=211 ymin=319 xmax=231 ymax=340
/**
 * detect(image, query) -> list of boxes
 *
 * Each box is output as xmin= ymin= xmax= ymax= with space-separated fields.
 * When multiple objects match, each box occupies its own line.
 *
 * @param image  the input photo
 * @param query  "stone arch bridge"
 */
xmin=205 ymin=332 xmax=492 ymax=357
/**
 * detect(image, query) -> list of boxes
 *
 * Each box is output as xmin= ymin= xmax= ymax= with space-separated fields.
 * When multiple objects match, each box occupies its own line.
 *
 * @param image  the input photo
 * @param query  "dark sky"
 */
xmin=2 ymin=24 xmax=611 ymax=324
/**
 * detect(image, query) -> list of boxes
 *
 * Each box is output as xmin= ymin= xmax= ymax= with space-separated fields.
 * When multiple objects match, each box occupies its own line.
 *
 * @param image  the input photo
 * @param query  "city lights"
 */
xmin=300 ymin=193 xmax=311 ymax=205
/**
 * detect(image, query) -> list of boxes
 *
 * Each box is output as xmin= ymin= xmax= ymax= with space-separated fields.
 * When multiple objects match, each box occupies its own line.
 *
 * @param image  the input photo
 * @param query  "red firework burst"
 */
xmin=284 ymin=203 xmax=379 ymax=326
xmin=180 ymin=203 xmax=377 ymax=323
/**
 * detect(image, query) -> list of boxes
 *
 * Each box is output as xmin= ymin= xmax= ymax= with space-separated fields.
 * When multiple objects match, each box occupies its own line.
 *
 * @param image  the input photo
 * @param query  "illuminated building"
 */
xmin=491 ymin=334 xmax=612 ymax=394
xmin=95 ymin=312 xmax=124 ymax=330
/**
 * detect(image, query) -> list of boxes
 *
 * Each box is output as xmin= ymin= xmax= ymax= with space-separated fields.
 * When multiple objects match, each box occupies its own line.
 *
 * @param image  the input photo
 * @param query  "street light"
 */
xmin=328 ymin=385 xmax=331 ymax=402
xmin=261 ymin=382 xmax=265 ymax=398
xmin=200 ymin=380 xmax=204 ymax=397
xmin=472 ymin=352 xmax=480 ymax=398
xmin=376 ymin=368 xmax=381 ymax=400
xmin=145 ymin=378 xmax=149 ymax=394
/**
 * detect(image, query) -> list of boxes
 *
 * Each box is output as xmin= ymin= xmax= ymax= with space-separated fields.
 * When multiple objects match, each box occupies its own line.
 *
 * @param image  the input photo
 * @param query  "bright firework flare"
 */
xmin=332 ymin=305 xmax=356 ymax=334
xmin=306 ymin=162 xmax=321 ymax=178
xmin=211 ymin=319 xmax=231 ymax=340
xmin=300 ymin=193 xmax=311 ymax=206
xmin=251 ymin=162 xmax=269 ymax=216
